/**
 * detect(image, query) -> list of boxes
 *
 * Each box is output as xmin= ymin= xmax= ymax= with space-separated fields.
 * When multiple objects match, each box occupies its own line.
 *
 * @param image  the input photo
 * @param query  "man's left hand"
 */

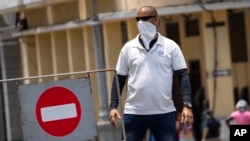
xmin=180 ymin=106 xmax=193 ymax=127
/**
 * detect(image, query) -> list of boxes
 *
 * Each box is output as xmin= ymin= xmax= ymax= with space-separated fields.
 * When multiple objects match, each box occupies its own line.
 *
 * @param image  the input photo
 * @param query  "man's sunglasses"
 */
xmin=135 ymin=16 xmax=156 ymax=22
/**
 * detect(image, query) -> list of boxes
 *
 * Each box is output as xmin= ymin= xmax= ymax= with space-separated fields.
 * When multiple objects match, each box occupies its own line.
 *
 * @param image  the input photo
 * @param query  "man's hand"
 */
xmin=180 ymin=107 xmax=193 ymax=127
xmin=109 ymin=108 xmax=122 ymax=128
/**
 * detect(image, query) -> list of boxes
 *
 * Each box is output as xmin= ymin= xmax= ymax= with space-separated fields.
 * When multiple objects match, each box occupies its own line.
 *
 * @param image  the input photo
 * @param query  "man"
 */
xmin=109 ymin=6 xmax=193 ymax=141
xmin=225 ymin=99 xmax=250 ymax=127
xmin=201 ymin=109 xmax=221 ymax=141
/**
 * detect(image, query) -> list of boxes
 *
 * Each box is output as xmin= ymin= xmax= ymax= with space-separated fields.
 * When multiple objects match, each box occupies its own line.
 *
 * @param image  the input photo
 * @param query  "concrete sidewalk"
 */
xmin=219 ymin=118 xmax=230 ymax=141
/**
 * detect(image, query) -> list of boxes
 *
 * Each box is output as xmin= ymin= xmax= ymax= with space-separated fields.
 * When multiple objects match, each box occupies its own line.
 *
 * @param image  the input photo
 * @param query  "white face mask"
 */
xmin=137 ymin=21 xmax=156 ymax=49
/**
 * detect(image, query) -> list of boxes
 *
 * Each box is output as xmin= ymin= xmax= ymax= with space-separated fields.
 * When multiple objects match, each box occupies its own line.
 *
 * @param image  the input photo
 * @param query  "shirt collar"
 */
xmin=136 ymin=33 xmax=164 ymax=48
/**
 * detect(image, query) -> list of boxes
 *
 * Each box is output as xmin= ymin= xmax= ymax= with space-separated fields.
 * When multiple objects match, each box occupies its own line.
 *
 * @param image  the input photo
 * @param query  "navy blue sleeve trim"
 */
xmin=174 ymin=69 xmax=192 ymax=104
xmin=110 ymin=74 xmax=127 ymax=110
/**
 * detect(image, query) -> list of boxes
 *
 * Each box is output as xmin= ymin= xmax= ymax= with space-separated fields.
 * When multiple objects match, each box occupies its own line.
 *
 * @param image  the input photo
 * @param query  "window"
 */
xmin=165 ymin=22 xmax=180 ymax=45
xmin=185 ymin=19 xmax=199 ymax=37
xmin=228 ymin=12 xmax=247 ymax=62
xmin=121 ymin=21 xmax=128 ymax=45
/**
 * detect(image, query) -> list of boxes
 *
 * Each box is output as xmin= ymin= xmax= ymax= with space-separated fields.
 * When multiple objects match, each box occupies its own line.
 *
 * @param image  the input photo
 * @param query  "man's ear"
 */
xmin=156 ymin=18 xmax=160 ymax=28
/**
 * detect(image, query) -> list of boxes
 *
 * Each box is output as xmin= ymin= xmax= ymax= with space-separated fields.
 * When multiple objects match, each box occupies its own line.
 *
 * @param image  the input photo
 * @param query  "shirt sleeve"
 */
xmin=109 ymin=74 xmax=127 ymax=109
xmin=230 ymin=111 xmax=237 ymax=118
xmin=174 ymin=69 xmax=192 ymax=104
xmin=116 ymin=47 xmax=128 ymax=75
xmin=171 ymin=42 xmax=187 ymax=70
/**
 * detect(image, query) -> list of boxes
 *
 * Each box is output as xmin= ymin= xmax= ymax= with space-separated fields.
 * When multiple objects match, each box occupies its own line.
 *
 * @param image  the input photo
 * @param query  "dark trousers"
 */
xmin=123 ymin=112 xmax=175 ymax=141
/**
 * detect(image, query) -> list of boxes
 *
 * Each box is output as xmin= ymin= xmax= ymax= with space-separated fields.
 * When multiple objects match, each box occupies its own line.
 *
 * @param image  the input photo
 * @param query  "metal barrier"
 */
xmin=0 ymin=69 xmax=126 ymax=141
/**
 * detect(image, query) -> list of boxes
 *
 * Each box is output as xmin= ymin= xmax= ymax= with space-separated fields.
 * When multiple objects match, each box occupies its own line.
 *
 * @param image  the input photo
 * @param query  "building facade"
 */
xmin=0 ymin=0 xmax=250 ymax=140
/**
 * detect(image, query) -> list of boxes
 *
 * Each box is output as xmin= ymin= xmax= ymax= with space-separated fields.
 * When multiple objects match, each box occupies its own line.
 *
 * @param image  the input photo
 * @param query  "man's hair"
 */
xmin=139 ymin=6 xmax=158 ymax=16
xmin=236 ymin=99 xmax=247 ymax=109
xmin=205 ymin=109 xmax=213 ymax=117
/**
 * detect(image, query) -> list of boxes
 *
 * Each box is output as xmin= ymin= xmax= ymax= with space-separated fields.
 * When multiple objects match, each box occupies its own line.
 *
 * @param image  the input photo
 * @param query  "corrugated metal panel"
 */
xmin=0 ymin=39 xmax=23 ymax=141
xmin=23 ymin=0 xmax=44 ymax=5
xmin=0 ymin=0 xmax=20 ymax=11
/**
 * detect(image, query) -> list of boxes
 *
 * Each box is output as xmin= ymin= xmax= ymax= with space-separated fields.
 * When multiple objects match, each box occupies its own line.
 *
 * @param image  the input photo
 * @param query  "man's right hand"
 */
xmin=109 ymin=108 xmax=122 ymax=128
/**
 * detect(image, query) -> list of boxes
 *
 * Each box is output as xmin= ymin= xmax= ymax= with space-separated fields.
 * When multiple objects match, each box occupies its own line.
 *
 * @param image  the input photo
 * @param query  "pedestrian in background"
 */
xmin=201 ymin=99 xmax=210 ymax=134
xmin=201 ymin=109 xmax=221 ymax=141
xmin=109 ymin=5 xmax=193 ymax=141
xmin=176 ymin=112 xmax=195 ymax=141
xmin=225 ymin=99 xmax=250 ymax=127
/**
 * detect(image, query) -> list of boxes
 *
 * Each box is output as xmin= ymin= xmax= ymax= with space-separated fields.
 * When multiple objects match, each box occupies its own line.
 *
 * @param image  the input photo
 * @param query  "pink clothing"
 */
xmin=230 ymin=111 xmax=250 ymax=124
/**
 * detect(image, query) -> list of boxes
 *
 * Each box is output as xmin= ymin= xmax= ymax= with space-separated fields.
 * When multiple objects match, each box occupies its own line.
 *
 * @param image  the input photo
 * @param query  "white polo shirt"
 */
xmin=116 ymin=33 xmax=187 ymax=115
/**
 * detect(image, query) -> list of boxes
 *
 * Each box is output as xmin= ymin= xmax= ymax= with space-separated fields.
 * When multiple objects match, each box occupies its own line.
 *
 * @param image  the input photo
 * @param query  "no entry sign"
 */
xmin=36 ymin=86 xmax=81 ymax=136
xmin=18 ymin=78 xmax=97 ymax=141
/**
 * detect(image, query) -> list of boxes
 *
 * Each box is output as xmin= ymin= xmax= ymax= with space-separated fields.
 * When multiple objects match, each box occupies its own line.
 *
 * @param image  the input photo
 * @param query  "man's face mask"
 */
xmin=137 ymin=21 xmax=156 ymax=49
xmin=239 ymin=107 xmax=246 ymax=112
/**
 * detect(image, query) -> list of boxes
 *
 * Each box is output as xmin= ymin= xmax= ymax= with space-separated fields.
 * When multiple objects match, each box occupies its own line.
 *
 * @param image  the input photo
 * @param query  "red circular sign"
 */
xmin=36 ymin=86 xmax=81 ymax=136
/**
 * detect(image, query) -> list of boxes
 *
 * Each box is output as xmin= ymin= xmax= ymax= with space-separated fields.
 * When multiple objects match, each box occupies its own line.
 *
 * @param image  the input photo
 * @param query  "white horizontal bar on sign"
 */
xmin=41 ymin=103 xmax=77 ymax=122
